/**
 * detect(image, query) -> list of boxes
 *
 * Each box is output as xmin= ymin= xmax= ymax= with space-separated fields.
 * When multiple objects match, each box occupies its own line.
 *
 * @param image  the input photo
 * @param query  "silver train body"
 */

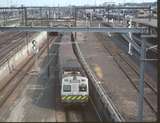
xmin=59 ymin=33 xmax=89 ymax=104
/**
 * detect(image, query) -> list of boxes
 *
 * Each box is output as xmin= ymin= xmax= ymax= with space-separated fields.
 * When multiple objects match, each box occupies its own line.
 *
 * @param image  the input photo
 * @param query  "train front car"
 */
xmin=61 ymin=62 xmax=89 ymax=104
xmin=59 ymin=33 xmax=89 ymax=105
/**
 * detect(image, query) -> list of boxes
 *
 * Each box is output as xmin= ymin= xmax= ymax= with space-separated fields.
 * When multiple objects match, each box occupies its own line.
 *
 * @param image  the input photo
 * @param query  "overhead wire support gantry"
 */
xmin=0 ymin=27 xmax=146 ymax=33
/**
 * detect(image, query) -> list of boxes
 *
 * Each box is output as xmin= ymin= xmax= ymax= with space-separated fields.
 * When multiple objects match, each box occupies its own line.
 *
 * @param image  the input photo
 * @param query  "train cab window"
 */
xmin=64 ymin=79 xmax=68 ymax=82
xmin=79 ymin=84 xmax=87 ymax=92
xmin=63 ymin=85 xmax=71 ymax=92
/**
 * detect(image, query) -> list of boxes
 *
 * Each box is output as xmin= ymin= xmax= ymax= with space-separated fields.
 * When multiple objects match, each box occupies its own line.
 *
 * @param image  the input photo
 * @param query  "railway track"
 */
xmin=0 ymin=32 xmax=23 ymax=45
xmin=118 ymin=52 xmax=157 ymax=94
xmin=0 ymin=32 xmax=37 ymax=66
xmin=51 ymin=34 xmax=99 ymax=122
xmin=64 ymin=106 xmax=86 ymax=122
xmin=0 ymin=35 xmax=25 ymax=59
xmin=0 ymin=32 xmax=25 ymax=58
xmin=95 ymin=32 xmax=157 ymax=115
xmin=0 ymin=36 xmax=53 ymax=108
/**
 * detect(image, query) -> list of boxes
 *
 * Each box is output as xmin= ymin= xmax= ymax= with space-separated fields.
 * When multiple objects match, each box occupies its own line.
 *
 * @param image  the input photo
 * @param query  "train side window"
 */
xmin=63 ymin=85 xmax=71 ymax=92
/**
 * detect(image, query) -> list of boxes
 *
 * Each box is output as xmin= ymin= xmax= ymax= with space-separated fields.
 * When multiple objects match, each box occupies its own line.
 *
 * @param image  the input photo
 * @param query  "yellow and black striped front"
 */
xmin=61 ymin=95 xmax=89 ymax=103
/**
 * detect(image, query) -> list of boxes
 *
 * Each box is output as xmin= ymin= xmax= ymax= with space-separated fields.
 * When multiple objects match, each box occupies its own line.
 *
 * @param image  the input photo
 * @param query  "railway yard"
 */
xmin=0 ymin=3 xmax=158 ymax=122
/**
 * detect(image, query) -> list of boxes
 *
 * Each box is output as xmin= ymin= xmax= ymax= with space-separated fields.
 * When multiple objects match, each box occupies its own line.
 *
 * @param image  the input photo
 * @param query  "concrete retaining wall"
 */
xmin=0 ymin=32 xmax=47 ymax=81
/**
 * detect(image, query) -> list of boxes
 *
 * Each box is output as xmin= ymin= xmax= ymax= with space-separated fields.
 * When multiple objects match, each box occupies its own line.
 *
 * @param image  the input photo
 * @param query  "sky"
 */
xmin=0 ymin=0 xmax=157 ymax=7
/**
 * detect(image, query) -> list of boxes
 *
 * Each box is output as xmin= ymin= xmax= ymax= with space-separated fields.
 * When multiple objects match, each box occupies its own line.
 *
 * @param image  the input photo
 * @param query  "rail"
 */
xmin=0 ymin=41 xmax=25 ymax=66
xmin=0 ymin=33 xmax=39 ymax=67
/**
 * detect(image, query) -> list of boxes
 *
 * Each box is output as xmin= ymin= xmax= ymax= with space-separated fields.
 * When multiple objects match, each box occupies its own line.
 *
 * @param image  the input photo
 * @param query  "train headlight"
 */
xmin=79 ymin=84 xmax=87 ymax=92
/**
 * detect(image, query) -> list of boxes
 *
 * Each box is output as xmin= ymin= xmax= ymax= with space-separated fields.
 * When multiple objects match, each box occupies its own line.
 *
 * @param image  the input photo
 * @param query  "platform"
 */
xmin=75 ymin=32 xmax=156 ymax=121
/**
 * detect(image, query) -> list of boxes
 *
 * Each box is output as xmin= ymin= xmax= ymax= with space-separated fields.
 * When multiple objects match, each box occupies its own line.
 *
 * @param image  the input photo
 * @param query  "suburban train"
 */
xmin=59 ymin=33 xmax=89 ymax=104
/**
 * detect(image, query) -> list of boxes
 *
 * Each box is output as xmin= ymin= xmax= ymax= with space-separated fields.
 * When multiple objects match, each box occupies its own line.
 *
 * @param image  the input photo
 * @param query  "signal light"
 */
xmin=32 ymin=40 xmax=37 ymax=52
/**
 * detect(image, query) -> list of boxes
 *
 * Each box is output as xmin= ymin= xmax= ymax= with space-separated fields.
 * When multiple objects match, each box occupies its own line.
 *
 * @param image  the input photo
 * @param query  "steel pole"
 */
xmin=24 ymin=7 xmax=27 ymax=26
xmin=2 ymin=9 xmax=4 ymax=26
xmin=138 ymin=38 xmax=146 ymax=121
xmin=149 ymin=5 xmax=151 ymax=22
xmin=26 ymin=32 xmax=29 ymax=55
xmin=118 ymin=10 xmax=120 ymax=23
xmin=74 ymin=8 xmax=77 ymax=39
xmin=90 ymin=11 xmax=92 ymax=27
xmin=108 ymin=7 xmax=109 ymax=23
xmin=21 ymin=6 xmax=24 ymax=26
xmin=47 ymin=33 xmax=50 ymax=78
xmin=158 ymin=1 xmax=160 ymax=121
xmin=40 ymin=7 xmax=42 ymax=26
xmin=85 ymin=11 xmax=87 ymax=26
